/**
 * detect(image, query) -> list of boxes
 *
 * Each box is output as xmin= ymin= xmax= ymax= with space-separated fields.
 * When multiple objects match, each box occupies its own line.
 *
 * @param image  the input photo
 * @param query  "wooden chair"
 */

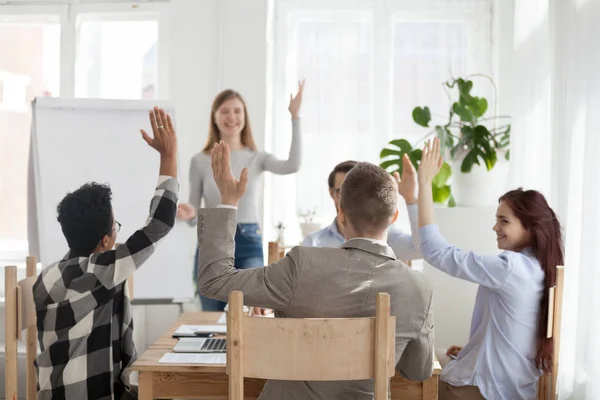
xmin=267 ymin=241 xmax=285 ymax=264
xmin=5 ymin=256 xmax=38 ymax=400
xmin=537 ymin=265 xmax=565 ymax=400
xmin=226 ymin=290 xmax=395 ymax=400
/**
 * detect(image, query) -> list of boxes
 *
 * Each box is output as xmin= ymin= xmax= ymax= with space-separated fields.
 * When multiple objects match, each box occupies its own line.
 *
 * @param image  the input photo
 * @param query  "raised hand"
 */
xmin=418 ymin=137 xmax=443 ymax=185
xmin=393 ymin=154 xmax=417 ymax=204
xmin=288 ymin=79 xmax=305 ymax=119
xmin=140 ymin=107 xmax=177 ymax=158
xmin=177 ymin=203 xmax=197 ymax=221
xmin=211 ymin=141 xmax=248 ymax=206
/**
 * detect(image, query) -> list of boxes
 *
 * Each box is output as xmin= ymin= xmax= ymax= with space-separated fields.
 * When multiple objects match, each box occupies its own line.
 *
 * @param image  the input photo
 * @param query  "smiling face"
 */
xmin=214 ymin=97 xmax=245 ymax=140
xmin=493 ymin=201 xmax=531 ymax=251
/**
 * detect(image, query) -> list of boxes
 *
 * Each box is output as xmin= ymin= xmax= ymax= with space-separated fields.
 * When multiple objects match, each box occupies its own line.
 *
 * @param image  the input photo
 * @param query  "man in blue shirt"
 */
xmin=302 ymin=158 xmax=421 ymax=261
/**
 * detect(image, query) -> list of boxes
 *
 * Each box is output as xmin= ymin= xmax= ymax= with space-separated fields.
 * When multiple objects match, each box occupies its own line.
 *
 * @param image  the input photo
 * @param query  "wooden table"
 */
xmin=132 ymin=312 xmax=442 ymax=399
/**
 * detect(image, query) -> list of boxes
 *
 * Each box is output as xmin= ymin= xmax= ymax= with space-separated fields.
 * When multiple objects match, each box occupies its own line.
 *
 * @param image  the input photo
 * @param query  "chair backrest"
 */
xmin=5 ymin=256 xmax=39 ymax=400
xmin=226 ymin=290 xmax=395 ymax=400
xmin=537 ymin=265 xmax=565 ymax=400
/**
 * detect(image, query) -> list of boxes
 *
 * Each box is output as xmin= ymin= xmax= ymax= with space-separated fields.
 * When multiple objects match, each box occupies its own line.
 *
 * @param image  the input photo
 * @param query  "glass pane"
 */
xmin=75 ymin=16 xmax=158 ymax=99
xmin=392 ymin=22 xmax=469 ymax=143
xmin=0 ymin=17 xmax=60 ymax=259
xmin=294 ymin=20 xmax=372 ymax=224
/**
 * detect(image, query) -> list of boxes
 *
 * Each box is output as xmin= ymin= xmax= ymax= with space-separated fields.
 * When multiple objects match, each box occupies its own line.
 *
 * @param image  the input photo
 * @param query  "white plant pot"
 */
xmin=451 ymin=153 xmax=509 ymax=207
xmin=300 ymin=222 xmax=321 ymax=239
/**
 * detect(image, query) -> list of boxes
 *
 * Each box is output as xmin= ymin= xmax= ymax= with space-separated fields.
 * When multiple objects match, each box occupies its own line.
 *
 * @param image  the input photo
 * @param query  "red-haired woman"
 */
xmin=417 ymin=138 xmax=563 ymax=400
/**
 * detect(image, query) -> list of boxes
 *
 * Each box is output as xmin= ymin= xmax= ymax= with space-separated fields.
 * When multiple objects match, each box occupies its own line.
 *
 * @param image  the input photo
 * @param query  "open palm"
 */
xmin=288 ymin=79 xmax=305 ymax=119
xmin=211 ymin=141 xmax=248 ymax=206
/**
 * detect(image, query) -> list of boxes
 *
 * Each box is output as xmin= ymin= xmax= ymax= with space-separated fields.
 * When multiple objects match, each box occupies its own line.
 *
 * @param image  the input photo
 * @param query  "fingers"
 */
xmin=211 ymin=144 xmax=220 ymax=179
xmin=140 ymin=129 xmax=152 ymax=146
xmin=222 ymin=141 xmax=231 ymax=177
xmin=298 ymin=79 xmax=306 ymax=93
xmin=166 ymin=114 xmax=175 ymax=135
xmin=216 ymin=142 xmax=223 ymax=178
xmin=239 ymin=167 xmax=249 ymax=194
xmin=149 ymin=108 xmax=159 ymax=136
xmin=392 ymin=171 xmax=400 ymax=183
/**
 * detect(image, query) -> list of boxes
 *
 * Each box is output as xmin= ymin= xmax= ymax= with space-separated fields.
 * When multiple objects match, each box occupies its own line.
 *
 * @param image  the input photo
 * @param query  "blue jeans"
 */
xmin=194 ymin=223 xmax=264 ymax=311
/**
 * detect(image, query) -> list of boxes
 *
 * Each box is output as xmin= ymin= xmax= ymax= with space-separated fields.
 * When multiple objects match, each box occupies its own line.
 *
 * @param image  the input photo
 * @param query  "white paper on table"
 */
xmin=174 ymin=324 xmax=227 ymax=336
xmin=158 ymin=352 xmax=226 ymax=364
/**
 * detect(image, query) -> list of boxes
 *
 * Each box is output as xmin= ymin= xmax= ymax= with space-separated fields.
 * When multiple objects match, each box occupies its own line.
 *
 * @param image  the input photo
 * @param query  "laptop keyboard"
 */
xmin=202 ymin=338 xmax=226 ymax=352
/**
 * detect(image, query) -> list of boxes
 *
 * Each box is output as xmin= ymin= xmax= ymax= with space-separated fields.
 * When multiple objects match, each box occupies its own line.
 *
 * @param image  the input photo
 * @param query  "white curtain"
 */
xmin=509 ymin=0 xmax=600 ymax=397
xmin=271 ymin=0 xmax=491 ymax=244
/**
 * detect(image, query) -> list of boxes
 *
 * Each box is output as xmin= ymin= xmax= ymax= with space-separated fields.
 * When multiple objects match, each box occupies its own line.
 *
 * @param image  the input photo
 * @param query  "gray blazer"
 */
xmin=196 ymin=208 xmax=434 ymax=400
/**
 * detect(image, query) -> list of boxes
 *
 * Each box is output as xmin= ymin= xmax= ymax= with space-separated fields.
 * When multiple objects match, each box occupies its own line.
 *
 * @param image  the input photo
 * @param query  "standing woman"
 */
xmin=416 ymin=138 xmax=564 ymax=400
xmin=177 ymin=81 xmax=305 ymax=311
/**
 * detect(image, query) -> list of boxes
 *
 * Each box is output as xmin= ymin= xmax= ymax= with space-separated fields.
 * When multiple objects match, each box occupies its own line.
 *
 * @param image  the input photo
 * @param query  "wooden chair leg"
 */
xmin=422 ymin=376 xmax=439 ymax=400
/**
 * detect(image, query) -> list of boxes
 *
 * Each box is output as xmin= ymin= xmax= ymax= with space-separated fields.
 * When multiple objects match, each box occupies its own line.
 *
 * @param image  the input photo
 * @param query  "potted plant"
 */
xmin=380 ymin=75 xmax=510 ymax=206
xmin=298 ymin=208 xmax=320 ymax=239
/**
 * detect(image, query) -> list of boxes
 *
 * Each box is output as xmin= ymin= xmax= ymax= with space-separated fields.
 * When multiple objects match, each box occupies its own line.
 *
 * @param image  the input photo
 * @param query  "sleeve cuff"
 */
xmin=157 ymin=175 xmax=179 ymax=192
xmin=217 ymin=204 xmax=238 ymax=210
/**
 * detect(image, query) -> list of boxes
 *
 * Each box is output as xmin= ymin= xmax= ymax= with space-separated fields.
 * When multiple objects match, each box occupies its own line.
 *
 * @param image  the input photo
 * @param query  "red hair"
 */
xmin=499 ymin=188 xmax=563 ymax=373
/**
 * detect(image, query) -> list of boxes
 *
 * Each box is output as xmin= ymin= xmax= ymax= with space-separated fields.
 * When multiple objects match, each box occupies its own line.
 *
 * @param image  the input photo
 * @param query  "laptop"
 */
xmin=173 ymin=337 xmax=227 ymax=353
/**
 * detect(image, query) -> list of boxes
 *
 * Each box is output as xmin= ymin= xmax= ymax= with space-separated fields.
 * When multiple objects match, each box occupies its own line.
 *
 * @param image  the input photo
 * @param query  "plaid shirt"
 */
xmin=33 ymin=176 xmax=179 ymax=400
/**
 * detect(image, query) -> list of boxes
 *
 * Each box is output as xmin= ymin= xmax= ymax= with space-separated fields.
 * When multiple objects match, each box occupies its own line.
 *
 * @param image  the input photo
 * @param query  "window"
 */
xmin=268 ymin=0 xmax=492 ymax=244
xmin=75 ymin=15 xmax=159 ymax=99
xmin=0 ymin=13 xmax=60 ymax=265
xmin=0 ymin=2 xmax=168 ymax=266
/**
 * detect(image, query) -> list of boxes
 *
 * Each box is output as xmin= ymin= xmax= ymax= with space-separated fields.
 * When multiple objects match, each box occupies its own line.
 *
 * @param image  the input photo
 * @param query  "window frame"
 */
xmin=267 ymin=0 xmax=493 ymax=244
xmin=0 ymin=1 xmax=169 ymax=265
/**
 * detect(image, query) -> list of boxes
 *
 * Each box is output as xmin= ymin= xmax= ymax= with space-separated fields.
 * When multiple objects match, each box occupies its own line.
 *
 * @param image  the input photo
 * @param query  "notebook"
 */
xmin=172 ymin=324 xmax=227 ymax=338
xmin=159 ymin=352 xmax=226 ymax=364
xmin=172 ymin=337 xmax=227 ymax=353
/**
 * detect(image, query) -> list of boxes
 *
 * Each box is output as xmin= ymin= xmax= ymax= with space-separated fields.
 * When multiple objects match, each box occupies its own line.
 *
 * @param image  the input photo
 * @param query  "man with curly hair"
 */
xmin=33 ymin=107 xmax=179 ymax=400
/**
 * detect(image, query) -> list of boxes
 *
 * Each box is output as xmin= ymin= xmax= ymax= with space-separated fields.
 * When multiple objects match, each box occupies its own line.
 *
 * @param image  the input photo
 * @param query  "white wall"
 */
xmin=425 ymin=206 xmax=500 ymax=350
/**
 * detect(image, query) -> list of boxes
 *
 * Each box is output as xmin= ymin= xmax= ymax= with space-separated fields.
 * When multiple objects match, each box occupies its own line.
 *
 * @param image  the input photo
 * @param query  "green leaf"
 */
xmin=461 ymin=149 xmax=483 ymax=173
xmin=474 ymin=97 xmax=488 ymax=117
xmin=473 ymin=125 xmax=490 ymax=141
xmin=505 ymin=149 xmax=510 ymax=160
xmin=388 ymin=139 xmax=413 ymax=154
xmin=432 ymin=185 xmax=451 ymax=203
xmin=379 ymin=159 xmax=400 ymax=171
xmin=453 ymin=103 xmax=474 ymax=123
xmin=412 ymin=107 xmax=431 ymax=127
xmin=432 ymin=162 xmax=452 ymax=188
xmin=448 ymin=195 xmax=456 ymax=207
xmin=380 ymin=148 xmax=404 ymax=158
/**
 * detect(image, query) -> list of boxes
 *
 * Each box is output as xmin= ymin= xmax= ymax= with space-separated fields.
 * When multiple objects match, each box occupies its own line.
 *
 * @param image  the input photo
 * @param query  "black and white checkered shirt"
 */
xmin=33 ymin=176 xmax=179 ymax=400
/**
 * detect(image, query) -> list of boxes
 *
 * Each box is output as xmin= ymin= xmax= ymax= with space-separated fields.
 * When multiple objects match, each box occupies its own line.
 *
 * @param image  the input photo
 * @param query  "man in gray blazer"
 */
xmin=197 ymin=141 xmax=434 ymax=400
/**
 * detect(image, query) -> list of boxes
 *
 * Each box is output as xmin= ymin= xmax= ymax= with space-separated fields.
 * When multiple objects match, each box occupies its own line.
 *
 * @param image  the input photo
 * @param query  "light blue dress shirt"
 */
xmin=420 ymin=224 xmax=544 ymax=400
xmin=301 ymin=204 xmax=421 ymax=261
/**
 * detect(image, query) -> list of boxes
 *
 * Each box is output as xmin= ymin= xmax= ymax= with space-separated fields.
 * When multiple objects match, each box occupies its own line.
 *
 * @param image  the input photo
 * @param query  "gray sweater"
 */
xmin=188 ymin=119 xmax=301 ymax=223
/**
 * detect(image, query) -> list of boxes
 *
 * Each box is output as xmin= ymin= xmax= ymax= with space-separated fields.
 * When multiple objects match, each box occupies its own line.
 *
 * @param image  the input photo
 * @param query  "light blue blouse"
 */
xmin=420 ymin=224 xmax=545 ymax=400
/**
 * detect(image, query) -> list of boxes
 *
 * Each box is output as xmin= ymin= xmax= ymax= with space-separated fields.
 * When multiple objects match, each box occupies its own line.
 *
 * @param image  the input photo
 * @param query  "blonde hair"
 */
xmin=202 ymin=89 xmax=257 ymax=153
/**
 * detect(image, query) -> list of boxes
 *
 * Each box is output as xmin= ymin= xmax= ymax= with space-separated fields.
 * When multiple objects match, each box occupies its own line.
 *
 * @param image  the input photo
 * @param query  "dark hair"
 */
xmin=202 ymin=89 xmax=257 ymax=153
xmin=328 ymin=160 xmax=358 ymax=189
xmin=57 ymin=182 xmax=114 ymax=257
xmin=499 ymin=188 xmax=564 ymax=374
xmin=339 ymin=162 xmax=397 ymax=234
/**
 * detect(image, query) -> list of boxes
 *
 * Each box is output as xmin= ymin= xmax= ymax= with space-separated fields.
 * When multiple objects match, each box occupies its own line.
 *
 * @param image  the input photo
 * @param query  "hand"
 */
xmin=211 ymin=141 xmax=248 ymax=206
xmin=446 ymin=345 xmax=463 ymax=358
xmin=418 ymin=137 xmax=443 ymax=185
xmin=140 ymin=107 xmax=177 ymax=158
xmin=393 ymin=154 xmax=417 ymax=204
xmin=250 ymin=307 xmax=273 ymax=316
xmin=177 ymin=203 xmax=197 ymax=221
xmin=288 ymin=79 xmax=305 ymax=119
